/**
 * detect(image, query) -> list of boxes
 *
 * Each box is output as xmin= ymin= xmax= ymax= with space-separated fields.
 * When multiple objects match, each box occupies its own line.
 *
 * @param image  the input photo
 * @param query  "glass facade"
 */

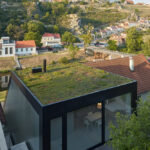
xmin=105 ymin=93 xmax=131 ymax=141
xmin=51 ymin=117 xmax=62 ymax=150
xmin=5 ymin=79 xmax=40 ymax=150
xmin=67 ymin=104 xmax=102 ymax=150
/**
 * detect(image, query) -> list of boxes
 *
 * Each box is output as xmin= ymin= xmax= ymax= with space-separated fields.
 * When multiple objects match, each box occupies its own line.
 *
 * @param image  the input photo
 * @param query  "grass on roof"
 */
xmin=16 ymin=62 xmax=132 ymax=105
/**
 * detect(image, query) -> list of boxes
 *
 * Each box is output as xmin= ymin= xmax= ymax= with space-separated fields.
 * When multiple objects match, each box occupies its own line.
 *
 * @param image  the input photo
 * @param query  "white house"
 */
xmin=41 ymin=33 xmax=61 ymax=48
xmin=15 ymin=40 xmax=37 ymax=56
xmin=0 ymin=37 xmax=15 ymax=57
xmin=0 ymin=37 xmax=37 ymax=57
xmin=0 ymin=75 xmax=10 ymax=89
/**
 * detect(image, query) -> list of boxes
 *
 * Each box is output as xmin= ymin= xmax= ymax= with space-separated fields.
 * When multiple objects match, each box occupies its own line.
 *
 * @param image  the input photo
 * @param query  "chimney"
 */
xmin=129 ymin=56 xmax=134 ymax=71
xmin=43 ymin=59 xmax=47 ymax=72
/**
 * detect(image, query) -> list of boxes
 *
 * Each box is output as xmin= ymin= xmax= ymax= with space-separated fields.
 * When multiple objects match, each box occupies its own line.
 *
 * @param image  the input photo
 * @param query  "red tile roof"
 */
xmin=86 ymin=54 xmax=150 ymax=95
xmin=42 ymin=33 xmax=60 ymax=38
xmin=16 ymin=40 xmax=36 ymax=48
xmin=126 ymin=0 xmax=134 ymax=4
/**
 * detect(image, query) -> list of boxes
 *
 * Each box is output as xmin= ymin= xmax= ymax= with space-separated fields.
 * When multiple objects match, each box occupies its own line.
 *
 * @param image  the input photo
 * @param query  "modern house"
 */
xmin=0 ymin=37 xmax=37 ymax=57
xmin=41 ymin=33 xmax=61 ymax=48
xmin=87 ymin=54 xmax=150 ymax=100
xmin=15 ymin=41 xmax=37 ymax=56
xmin=4 ymin=62 xmax=137 ymax=150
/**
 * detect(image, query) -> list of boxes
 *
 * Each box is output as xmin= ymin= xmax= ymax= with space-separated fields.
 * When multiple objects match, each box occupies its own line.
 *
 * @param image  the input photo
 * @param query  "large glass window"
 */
xmin=67 ymin=104 xmax=102 ymax=150
xmin=105 ymin=93 xmax=131 ymax=141
xmin=51 ymin=117 xmax=62 ymax=150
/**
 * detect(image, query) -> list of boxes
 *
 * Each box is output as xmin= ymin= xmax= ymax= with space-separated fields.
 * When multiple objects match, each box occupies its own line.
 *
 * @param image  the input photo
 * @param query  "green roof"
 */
xmin=16 ymin=62 xmax=132 ymax=105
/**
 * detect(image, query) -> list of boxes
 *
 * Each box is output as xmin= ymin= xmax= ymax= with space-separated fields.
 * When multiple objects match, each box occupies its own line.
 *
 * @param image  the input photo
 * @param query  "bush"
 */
xmin=51 ymin=60 xmax=57 ymax=65
xmin=59 ymin=57 xmax=69 ymax=64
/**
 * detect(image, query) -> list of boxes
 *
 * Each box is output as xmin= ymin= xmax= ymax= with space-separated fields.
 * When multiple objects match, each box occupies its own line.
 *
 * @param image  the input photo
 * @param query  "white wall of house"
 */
xmin=0 ymin=44 xmax=15 ymax=57
xmin=15 ymin=47 xmax=37 ymax=56
xmin=0 ymin=75 xmax=10 ymax=88
xmin=41 ymin=36 xmax=61 ymax=47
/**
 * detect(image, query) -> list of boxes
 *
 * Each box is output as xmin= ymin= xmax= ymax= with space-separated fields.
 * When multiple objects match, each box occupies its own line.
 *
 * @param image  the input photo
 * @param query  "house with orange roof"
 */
xmin=125 ymin=0 xmax=134 ymax=5
xmin=41 ymin=33 xmax=61 ymax=48
xmin=15 ymin=40 xmax=37 ymax=56
xmin=87 ymin=54 xmax=150 ymax=100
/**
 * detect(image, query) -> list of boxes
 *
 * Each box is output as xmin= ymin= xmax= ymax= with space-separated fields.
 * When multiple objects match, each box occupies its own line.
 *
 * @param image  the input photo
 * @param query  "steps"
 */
xmin=10 ymin=142 xmax=29 ymax=150
xmin=0 ymin=121 xmax=29 ymax=150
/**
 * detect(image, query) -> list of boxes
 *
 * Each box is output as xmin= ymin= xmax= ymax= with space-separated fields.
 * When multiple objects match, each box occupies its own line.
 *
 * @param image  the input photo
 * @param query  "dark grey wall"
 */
xmin=4 ymin=79 xmax=40 ymax=150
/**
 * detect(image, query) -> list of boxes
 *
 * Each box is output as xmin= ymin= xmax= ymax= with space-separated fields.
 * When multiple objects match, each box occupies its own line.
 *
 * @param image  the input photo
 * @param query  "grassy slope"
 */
xmin=16 ymin=62 xmax=131 ymax=105
xmin=80 ymin=8 xmax=129 ymax=27
xmin=126 ymin=4 xmax=150 ymax=18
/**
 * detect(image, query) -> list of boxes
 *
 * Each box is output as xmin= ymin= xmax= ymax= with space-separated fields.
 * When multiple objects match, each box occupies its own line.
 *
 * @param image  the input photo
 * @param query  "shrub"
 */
xmin=51 ymin=60 xmax=56 ymax=65
xmin=59 ymin=57 xmax=69 ymax=64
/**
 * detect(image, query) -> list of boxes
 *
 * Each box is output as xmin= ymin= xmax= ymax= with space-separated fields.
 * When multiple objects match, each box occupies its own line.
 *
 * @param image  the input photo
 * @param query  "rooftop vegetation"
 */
xmin=16 ymin=61 xmax=132 ymax=105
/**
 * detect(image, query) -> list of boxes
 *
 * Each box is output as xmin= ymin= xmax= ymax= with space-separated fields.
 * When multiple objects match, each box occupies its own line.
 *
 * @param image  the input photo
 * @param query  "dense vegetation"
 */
xmin=108 ymin=27 xmax=150 ymax=56
xmin=0 ymin=1 xmax=129 ymax=46
xmin=110 ymin=99 xmax=150 ymax=150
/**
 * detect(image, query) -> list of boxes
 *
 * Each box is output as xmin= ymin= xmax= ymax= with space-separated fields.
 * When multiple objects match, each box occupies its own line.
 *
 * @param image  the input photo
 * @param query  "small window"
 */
xmin=31 ymin=48 xmax=33 ymax=51
xmin=5 ymin=48 xmax=8 ymax=54
xmin=21 ymin=48 xmax=23 ymax=52
xmin=0 ymin=51 xmax=2 ymax=55
xmin=10 ymin=47 xmax=13 ymax=54
xmin=26 ymin=48 xmax=28 ymax=51
xmin=16 ymin=48 xmax=18 ymax=52
xmin=5 ymin=76 xmax=8 ymax=83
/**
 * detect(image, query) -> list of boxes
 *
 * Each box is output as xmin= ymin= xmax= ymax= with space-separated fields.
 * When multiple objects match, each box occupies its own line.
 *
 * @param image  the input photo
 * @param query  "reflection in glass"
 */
xmin=105 ymin=93 xmax=131 ymax=140
xmin=51 ymin=117 xmax=62 ymax=150
xmin=67 ymin=104 xmax=102 ymax=150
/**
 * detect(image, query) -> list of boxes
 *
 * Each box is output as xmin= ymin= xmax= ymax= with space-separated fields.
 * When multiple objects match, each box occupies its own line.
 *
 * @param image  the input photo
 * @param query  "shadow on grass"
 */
xmin=46 ymin=66 xmax=70 ymax=73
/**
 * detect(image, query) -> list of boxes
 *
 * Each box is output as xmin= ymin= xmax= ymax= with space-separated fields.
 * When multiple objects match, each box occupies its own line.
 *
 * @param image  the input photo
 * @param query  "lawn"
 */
xmin=16 ymin=61 xmax=132 ymax=105
xmin=0 ymin=91 xmax=7 ymax=102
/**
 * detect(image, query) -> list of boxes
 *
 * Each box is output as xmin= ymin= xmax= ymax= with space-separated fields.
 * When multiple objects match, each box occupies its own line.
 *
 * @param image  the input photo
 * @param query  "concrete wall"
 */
xmin=4 ymin=79 xmax=40 ymax=150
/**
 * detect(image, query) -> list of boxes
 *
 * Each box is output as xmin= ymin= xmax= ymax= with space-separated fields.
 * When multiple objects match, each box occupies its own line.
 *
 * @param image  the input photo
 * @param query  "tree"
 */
xmin=121 ymin=0 xmax=125 ymax=3
xmin=81 ymin=25 xmax=93 ymax=51
xmin=108 ymin=40 xmax=117 ymax=51
xmin=27 ymin=21 xmax=44 ymax=34
xmin=62 ymin=31 xmax=76 ymax=45
xmin=6 ymin=24 xmax=25 ymax=40
xmin=68 ymin=44 xmax=79 ymax=59
xmin=34 ymin=14 xmax=40 ymax=20
xmin=24 ymin=32 xmax=42 ymax=47
xmin=126 ymin=27 xmax=143 ymax=53
xmin=142 ymin=35 xmax=150 ymax=56
xmin=110 ymin=100 xmax=150 ymax=150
